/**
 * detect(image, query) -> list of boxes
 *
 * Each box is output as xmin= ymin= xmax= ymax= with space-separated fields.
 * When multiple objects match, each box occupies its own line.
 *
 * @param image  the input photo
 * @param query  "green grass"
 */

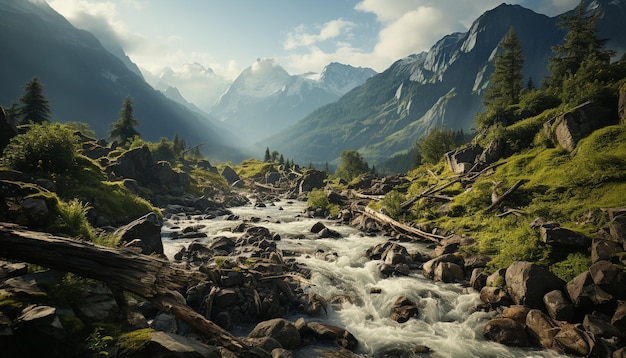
xmin=406 ymin=123 xmax=626 ymax=274
xmin=230 ymin=159 xmax=276 ymax=179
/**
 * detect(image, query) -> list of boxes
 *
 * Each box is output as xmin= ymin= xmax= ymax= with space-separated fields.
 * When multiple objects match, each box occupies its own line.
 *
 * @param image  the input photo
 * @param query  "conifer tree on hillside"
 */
xmin=264 ymin=147 xmax=271 ymax=162
xmin=18 ymin=77 xmax=51 ymax=125
xmin=110 ymin=96 xmax=140 ymax=145
xmin=547 ymin=2 xmax=613 ymax=90
xmin=484 ymin=27 xmax=524 ymax=112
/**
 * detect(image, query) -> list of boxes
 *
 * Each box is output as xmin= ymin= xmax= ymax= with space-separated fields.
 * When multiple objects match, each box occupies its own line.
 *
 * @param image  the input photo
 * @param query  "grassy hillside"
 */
xmin=400 ymin=116 xmax=626 ymax=280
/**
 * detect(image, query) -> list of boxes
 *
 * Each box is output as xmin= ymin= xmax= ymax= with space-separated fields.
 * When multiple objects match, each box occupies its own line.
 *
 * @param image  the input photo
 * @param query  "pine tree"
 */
xmin=109 ymin=96 xmax=140 ymax=145
xmin=18 ymin=77 xmax=51 ymax=124
xmin=264 ymin=147 xmax=271 ymax=162
xmin=547 ymin=2 xmax=612 ymax=89
xmin=484 ymin=27 xmax=524 ymax=113
xmin=278 ymin=154 xmax=285 ymax=165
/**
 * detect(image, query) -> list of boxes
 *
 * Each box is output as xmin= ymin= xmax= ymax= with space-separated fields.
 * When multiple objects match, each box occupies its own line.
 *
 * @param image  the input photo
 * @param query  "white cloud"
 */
xmin=48 ymin=0 xmax=141 ymax=50
xmin=284 ymin=19 xmax=354 ymax=50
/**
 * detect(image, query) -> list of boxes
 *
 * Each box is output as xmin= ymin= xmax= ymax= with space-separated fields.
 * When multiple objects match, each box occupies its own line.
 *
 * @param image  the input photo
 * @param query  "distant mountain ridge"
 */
xmin=265 ymin=0 xmax=626 ymax=166
xmin=0 ymin=0 xmax=243 ymax=161
xmin=210 ymin=59 xmax=376 ymax=141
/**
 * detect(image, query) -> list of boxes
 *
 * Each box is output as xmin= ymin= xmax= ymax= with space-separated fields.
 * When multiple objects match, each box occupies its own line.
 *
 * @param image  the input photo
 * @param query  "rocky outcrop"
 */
xmin=221 ymin=166 xmax=241 ymax=185
xmin=445 ymin=144 xmax=483 ymax=174
xmin=546 ymin=102 xmax=608 ymax=152
xmin=248 ymin=318 xmax=301 ymax=350
xmin=482 ymin=317 xmax=530 ymax=347
xmin=505 ymin=261 xmax=565 ymax=309
xmin=115 ymin=212 xmax=163 ymax=256
xmin=298 ymin=170 xmax=327 ymax=194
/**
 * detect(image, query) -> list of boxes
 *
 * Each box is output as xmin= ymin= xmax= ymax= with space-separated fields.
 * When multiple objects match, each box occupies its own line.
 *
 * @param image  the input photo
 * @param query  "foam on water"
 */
xmin=162 ymin=198 xmax=566 ymax=358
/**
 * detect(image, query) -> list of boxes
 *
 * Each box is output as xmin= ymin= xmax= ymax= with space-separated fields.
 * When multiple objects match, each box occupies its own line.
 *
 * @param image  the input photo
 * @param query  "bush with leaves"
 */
xmin=3 ymin=122 xmax=78 ymax=174
xmin=335 ymin=150 xmax=369 ymax=181
xmin=415 ymin=127 xmax=457 ymax=164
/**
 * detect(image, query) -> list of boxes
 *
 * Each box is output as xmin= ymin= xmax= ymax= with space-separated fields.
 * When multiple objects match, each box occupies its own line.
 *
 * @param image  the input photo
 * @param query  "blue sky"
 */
xmin=48 ymin=0 xmax=580 ymax=80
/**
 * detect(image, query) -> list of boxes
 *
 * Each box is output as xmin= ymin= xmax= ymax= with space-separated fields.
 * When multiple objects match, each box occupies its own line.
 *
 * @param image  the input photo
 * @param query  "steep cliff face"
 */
xmin=267 ymin=1 xmax=625 ymax=166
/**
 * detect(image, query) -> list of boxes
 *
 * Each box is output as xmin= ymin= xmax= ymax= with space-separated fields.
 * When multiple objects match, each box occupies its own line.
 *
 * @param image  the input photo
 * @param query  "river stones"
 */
xmin=390 ymin=296 xmax=418 ymax=323
xmin=482 ymin=317 xmax=530 ymax=347
xmin=248 ymin=318 xmax=301 ymax=350
xmin=505 ymin=261 xmax=565 ymax=309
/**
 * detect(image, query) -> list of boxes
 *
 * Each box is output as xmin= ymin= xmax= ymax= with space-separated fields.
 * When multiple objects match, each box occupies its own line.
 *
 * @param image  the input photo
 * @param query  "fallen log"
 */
xmin=0 ymin=223 xmax=268 ymax=357
xmin=484 ymin=179 xmax=526 ymax=213
xmin=359 ymin=207 xmax=448 ymax=243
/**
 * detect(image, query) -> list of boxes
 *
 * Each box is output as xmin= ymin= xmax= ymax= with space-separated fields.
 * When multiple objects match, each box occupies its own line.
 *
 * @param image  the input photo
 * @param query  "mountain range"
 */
xmin=263 ymin=0 xmax=626 ymax=167
xmin=0 ymin=0 xmax=242 ymax=161
xmin=208 ymin=60 xmax=376 ymax=141
xmin=2 ymin=0 xmax=625 ymax=168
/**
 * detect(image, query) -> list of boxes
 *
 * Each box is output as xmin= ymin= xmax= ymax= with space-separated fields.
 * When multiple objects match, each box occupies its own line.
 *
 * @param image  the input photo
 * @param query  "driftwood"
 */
xmin=484 ymin=179 xmax=526 ymax=213
xmin=359 ymin=206 xmax=448 ymax=243
xmin=400 ymin=162 xmax=505 ymax=212
xmin=0 ymin=223 xmax=267 ymax=357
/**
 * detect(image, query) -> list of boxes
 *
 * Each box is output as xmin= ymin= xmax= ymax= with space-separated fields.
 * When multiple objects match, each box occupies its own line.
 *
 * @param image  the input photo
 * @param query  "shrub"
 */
xmin=550 ymin=252 xmax=591 ymax=282
xmin=3 ymin=123 xmax=78 ymax=174
xmin=307 ymin=188 xmax=329 ymax=210
xmin=381 ymin=190 xmax=405 ymax=220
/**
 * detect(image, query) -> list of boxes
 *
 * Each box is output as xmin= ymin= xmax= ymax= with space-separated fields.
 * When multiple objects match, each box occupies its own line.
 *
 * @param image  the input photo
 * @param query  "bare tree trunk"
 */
xmin=0 ymin=223 xmax=268 ymax=357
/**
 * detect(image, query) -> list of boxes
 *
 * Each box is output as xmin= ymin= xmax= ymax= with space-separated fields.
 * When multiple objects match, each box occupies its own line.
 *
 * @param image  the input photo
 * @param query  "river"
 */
xmin=162 ymin=197 xmax=567 ymax=358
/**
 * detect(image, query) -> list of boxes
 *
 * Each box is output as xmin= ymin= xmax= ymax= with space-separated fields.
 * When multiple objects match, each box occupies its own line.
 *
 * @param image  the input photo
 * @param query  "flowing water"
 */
xmin=162 ymin=198 xmax=566 ymax=358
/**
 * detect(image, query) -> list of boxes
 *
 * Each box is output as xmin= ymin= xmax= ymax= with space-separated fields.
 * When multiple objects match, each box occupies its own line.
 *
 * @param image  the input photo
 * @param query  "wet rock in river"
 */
xmin=390 ymin=296 xmax=418 ymax=323
xmin=482 ymin=317 xmax=530 ymax=347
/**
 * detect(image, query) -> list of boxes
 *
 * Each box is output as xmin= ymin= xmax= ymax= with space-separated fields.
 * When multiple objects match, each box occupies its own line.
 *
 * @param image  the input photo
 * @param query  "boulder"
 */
xmin=591 ymin=239 xmax=624 ymax=264
xmin=552 ymin=324 xmax=591 ymax=356
xmin=115 ymin=212 xmax=163 ymax=256
xmin=550 ymin=102 xmax=604 ymax=151
xmin=612 ymin=301 xmax=626 ymax=331
xmin=306 ymin=322 xmax=358 ymax=350
xmin=298 ymin=170 xmax=327 ymax=194
xmin=248 ymin=318 xmax=301 ymax=350
xmin=606 ymin=208 xmax=626 ymax=243
xmin=583 ymin=312 xmax=623 ymax=339
xmin=469 ymin=268 xmax=488 ymax=291
xmin=19 ymin=198 xmax=49 ymax=227
xmin=390 ymin=296 xmax=418 ymax=323
xmin=482 ymin=318 xmax=530 ymax=347
xmin=505 ymin=261 xmax=565 ymax=309
xmin=477 ymin=138 xmax=507 ymax=166
xmin=589 ymin=260 xmax=626 ymax=299
xmin=525 ymin=309 xmax=559 ymax=349
xmin=0 ymin=261 xmax=28 ymax=280
xmin=13 ymin=305 xmax=64 ymax=339
xmin=479 ymin=286 xmax=512 ymax=307
xmin=502 ymin=305 xmax=530 ymax=325
xmin=540 ymin=225 xmax=591 ymax=249
xmin=543 ymin=290 xmax=575 ymax=322
xmin=153 ymin=161 xmax=190 ymax=188
xmin=134 ymin=331 xmax=220 ymax=358
xmin=422 ymin=254 xmax=464 ymax=280
xmin=486 ymin=268 xmax=507 ymax=288
xmin=107 ymin=145 xmax=152 ymax=181
xmin=74 ymin=282 xmax=118 ymax=322
xmin=445 ymin=144 xmax=483 ymax=174
xmin=221 ymin=166 xmax=240 ymax=185
xmin=214 ymin=288 xmax=238 ymax=308
xmin=566 ymin=271 xmax=614 ymax=309
xmin=433 ymin=262 xmax=464 ymax=283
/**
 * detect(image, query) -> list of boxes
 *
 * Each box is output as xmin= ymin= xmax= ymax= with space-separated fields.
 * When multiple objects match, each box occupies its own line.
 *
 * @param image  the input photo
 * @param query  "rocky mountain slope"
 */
xmin=210 ymin=60 xmax=376 ymax=141
xmin=265 ymin=0 xmax=626 ymax=166
xmin=0 ymin=0 xmax=242 ymax=161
